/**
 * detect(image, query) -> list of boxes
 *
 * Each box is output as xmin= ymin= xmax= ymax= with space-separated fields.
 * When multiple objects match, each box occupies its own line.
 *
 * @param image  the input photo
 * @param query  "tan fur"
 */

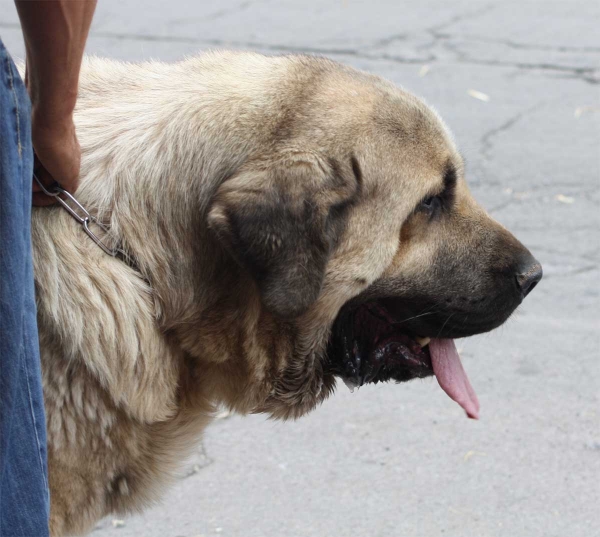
xmin=29 ymin=51 xmax=520 ymax=535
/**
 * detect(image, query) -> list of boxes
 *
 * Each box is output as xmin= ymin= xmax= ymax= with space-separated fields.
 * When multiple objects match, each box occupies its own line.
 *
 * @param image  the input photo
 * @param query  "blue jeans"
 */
xmin=0 ymin=39 xmax=50 ymax=537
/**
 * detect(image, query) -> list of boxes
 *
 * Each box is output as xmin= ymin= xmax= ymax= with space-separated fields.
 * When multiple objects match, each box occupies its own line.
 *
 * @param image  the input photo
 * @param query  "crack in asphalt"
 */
xmin=179 ymin=441 xmax=214 ymax=479
xmin=364 ymin=3 xmax=496 ymax=51
xmin=426 ymin=2 xmax=498 ymax=34
xmin=68 ymin=30 xmax=435 ymax=64
xmin=480 ymin=104 xmax=544 ymax=162
xmin=581 ymin=249 xmax=600 ymax=263
xmin=434 ymin=34 xmax=600 ymax=54
xmin=436 ymin=37 xmax=599 ymax=85
xmin=463 ymin=59 xmax=598 ymax=85
xmin=367 ymin=33 xmax=409 ymax=50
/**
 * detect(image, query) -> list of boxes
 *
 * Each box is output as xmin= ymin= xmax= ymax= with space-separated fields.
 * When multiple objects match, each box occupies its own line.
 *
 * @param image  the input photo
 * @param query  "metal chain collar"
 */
xmin=33 ymin=172 xmax=127 ymax=259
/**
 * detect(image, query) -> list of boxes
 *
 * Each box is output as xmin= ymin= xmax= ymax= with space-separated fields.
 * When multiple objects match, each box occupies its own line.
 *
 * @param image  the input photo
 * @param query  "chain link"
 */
xmin=33 ymin=172 xmax=126 ymax=258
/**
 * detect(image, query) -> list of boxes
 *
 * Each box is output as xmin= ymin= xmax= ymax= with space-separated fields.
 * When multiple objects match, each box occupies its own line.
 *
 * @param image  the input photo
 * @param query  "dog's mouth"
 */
xmin=326 ymin=301 xmax=480 ymax=419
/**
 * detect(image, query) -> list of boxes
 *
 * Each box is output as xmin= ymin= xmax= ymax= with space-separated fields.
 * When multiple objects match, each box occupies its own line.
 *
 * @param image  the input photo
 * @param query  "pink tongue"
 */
xmin=429 ymin=338 xmax=480 ymax=419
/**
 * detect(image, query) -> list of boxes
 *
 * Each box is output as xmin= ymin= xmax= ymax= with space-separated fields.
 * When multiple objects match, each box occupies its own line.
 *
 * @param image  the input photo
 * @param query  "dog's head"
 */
xmin=206 ymin=60 xmax=541 ymax=419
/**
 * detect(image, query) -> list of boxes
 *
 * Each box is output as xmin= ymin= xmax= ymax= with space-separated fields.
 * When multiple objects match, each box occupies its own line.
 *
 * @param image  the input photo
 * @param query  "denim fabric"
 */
xmin=0 ymin=38 xmax=50 ymax=537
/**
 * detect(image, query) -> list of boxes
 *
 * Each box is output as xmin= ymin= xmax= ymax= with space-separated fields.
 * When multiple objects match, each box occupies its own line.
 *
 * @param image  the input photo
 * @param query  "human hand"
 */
xmin=31 ymin=110 xmax=81 ymax=207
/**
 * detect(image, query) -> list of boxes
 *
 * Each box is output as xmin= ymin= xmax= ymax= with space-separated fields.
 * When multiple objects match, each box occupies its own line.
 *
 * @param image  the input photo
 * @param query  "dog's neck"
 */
xmin=70 ymin=54 xmax=297 ymax=352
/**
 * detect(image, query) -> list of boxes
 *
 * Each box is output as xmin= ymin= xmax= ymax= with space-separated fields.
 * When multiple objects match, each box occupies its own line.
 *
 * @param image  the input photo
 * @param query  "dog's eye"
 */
xmin=420 ymin=195 xmax=442 ymax=216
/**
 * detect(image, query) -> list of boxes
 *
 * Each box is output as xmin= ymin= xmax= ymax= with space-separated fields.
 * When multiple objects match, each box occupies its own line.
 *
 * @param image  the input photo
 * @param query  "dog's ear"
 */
xmin=208 ymin=155 xmax=360 ymax=318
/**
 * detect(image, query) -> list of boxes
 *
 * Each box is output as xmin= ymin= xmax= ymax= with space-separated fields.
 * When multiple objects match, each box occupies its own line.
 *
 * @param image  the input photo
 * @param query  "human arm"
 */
xmin=15 ymin=0 xmax=97 ymax=206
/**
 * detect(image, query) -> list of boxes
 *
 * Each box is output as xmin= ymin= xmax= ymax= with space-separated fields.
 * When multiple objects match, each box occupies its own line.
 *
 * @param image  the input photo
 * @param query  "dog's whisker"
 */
xmin=435 ymin=312 xmax=456 ymax=339
xmin=393 ymin=300 xmax=447 ymax=326
xmin=394 ymin=310 xmax=437 ymax=325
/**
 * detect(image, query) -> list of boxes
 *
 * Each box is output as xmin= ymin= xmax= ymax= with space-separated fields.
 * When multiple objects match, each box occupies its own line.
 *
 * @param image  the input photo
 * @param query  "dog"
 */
xmin=28 ymin=51 xmax=542 ymax=535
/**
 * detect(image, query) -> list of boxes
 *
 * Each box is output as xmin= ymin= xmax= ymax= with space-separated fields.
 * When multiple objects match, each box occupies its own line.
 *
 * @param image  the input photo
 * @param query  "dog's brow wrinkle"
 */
xmin=439 ymin=160 xmax=457 ymax=209
xmin=444 ymin=162 xmax=457 ymax=190
xmin=350 ymin=155 xmax=363 ymax=190
xmin=328 ymin=157 xmax=345 ymax=187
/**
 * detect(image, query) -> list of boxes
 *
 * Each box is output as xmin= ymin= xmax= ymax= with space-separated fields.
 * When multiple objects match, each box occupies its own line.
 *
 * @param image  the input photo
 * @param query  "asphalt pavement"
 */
xmin=1 ymin=1 xmax=598 ymax=536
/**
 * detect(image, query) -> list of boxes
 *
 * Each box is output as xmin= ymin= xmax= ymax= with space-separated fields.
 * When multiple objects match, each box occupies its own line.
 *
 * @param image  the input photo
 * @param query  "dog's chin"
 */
xmin=325 ymin=301 xmax=434 ymax=389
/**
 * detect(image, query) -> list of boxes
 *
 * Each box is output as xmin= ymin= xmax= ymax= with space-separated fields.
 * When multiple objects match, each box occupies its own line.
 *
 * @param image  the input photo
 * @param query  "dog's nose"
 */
xmin=515 ymin=257 xmax=543 ymax=298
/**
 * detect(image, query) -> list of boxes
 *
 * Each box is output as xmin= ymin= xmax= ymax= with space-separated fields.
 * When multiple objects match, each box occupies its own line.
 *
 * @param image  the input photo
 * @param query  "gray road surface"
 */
xmin=1 ymin=1 xmax=599 ymax=536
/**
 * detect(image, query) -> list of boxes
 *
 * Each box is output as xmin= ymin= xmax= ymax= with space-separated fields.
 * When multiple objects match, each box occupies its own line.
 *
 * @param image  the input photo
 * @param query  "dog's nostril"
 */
xmin=515 ymin=262 xmax=543 ymax=298
xmin=527 ymin=280 xmax=539 ymax=294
